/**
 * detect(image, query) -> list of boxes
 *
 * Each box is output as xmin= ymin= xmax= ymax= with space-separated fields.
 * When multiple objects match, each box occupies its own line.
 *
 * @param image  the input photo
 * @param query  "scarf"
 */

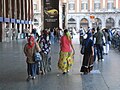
xmin=27 ymin=36 xmax=35 ymax=49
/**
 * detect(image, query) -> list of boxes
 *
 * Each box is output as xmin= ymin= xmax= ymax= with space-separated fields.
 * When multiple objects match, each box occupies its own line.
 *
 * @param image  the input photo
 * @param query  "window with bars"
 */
xmin=94 ymin=3 xmax=100 ymax=10
xmin=68 ymin=3 xmax=75 ymax=10
xmin=81 ymin=3 xmax=88 ymax=10
xmin=107 ymin=2 xmax=114 ymax=10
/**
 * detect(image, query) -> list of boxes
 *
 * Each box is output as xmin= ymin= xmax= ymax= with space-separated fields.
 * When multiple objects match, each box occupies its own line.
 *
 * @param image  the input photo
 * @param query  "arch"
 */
xmin=68 ymin=18 xmax=75 ymax=22
xmin=80 ymin=18 xmax=89 ymax=30
xmin=106 ymin=18 xmax=115 ymax=29
xmin=68 ymin=18 xmax=76 ymax=29
xmin=92 ymin=18 xmax=102 ymax=29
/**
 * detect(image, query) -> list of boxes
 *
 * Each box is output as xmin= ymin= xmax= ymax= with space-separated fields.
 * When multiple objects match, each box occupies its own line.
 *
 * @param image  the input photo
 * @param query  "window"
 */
xmin=68 ymin=3 xmax=75 ymax=10
xmin=107 ymin=2 xmax=114 ymax=10
xmin=107 ymin=0 xmax=115 ymax=10
xmin=81 ymin=3 xmax=84 ymax=10
xmin=81 ymin=3 xmax=88 ymax=10
xmin=34 ymin=4 xmax=37 ymax=10
xmin=94 ymin=3 xmax=100 ymax=10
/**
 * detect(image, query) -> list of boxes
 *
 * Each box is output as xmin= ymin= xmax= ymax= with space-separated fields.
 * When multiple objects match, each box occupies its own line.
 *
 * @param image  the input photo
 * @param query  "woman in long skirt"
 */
xmin=58 ymin=29 xmax=75 ymax=74
xmin=80 ymin=32 xmax=94 ymax=74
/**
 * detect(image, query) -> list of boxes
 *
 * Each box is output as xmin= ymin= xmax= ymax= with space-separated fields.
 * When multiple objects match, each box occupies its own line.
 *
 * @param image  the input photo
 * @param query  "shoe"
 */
xmin=47 ymin=67 xmax=51 ymax=72
xmin=63 ymin=72 xmax=67 ymax=74
xmin=101 ymin=59 xmax=104 ymax=61
xmin=26 ymin=76 xmax=32 ymax=81
xmin=32 ymin=76 xmax=35 ymax=80
xmin=67 ymin=70 xmax=70 ymax=73
xmin=41 ymin=70 xmax=45 ymax=75
xmin=98 ymin=59 xmax=100 ymax=61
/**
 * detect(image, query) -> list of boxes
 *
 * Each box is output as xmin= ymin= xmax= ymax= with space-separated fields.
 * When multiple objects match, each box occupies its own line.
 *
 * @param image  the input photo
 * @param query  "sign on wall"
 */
xmin=44 ymin=0 xmax=59 ymax=29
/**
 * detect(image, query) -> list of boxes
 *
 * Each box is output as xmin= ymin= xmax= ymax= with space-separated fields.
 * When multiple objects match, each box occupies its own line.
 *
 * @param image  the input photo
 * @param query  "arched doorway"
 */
xmin=68 ymin=18 xmax=76 ymax=30
xmin=92 ymin=18 xmax=102 ymax=29
xmin=106 ymin=18 xmax=115 ymax=29
xmin=80 ymin=18 xmax=89 ymax=31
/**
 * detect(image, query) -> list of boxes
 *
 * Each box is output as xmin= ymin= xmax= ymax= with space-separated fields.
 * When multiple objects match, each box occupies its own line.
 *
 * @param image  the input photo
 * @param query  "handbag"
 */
xmin=34 ymin=52 xmax=42 ymax=62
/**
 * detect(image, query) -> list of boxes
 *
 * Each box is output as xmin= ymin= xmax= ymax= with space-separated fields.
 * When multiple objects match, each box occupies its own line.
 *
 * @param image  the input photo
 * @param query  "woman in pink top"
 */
xmin=58 ymin=29 xmax=75 ymax=74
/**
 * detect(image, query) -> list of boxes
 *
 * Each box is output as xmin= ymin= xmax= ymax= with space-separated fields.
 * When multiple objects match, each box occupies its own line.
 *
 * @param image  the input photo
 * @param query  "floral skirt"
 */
xmin=58 ymin=51 xmax=74 ymax=72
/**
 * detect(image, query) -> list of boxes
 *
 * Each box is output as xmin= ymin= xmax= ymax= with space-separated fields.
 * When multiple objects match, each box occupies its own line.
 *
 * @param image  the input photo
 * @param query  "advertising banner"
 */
xmin=44 ymin=0 xmax=59 ymax=29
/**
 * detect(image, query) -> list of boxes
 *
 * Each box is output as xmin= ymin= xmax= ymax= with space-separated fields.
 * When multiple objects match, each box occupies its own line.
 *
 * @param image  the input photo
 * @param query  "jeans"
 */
xmin=41 ymin=53 xmax=51 ymax=72
xmin=96 ymin=44 xmax=103 ymax=60
xmin=27 ymin=63 xmax=37 ymax=77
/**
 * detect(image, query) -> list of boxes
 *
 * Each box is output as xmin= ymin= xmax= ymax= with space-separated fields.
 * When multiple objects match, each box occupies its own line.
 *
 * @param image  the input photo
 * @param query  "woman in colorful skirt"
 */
xmin=58 ymin=29 xmax=75 ymax=74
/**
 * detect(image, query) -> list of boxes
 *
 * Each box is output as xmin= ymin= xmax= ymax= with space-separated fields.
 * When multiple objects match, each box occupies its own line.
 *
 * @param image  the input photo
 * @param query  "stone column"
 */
xmin=11 ymin=0 xmax=15 ymax=28
xmin=25 ymin=0 xmax=27 ymax=29
xmin=28 ymin=0 xmax=30 ymax=29
xmin=0 ymin=0 xmax=3 ymax=42
xmin=21 ymin=0 xmax=24 ymax=33
xmin=31 ymin=0 xmax=33 ymax=29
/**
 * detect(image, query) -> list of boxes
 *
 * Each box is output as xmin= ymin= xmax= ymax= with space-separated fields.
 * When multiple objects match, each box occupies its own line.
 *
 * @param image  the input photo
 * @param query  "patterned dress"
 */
xmin=58 ymin=35 xmax=73 ymax=73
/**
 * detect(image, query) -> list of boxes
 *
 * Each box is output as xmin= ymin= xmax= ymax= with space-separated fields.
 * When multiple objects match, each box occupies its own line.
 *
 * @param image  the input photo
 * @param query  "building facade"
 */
xmin=61 ymin=0 xmax=120 ymax=30
xmin=0 ymin=0 xmax=33 ymax=42
xmin=33 ymin=0 xmax=42 ymax=34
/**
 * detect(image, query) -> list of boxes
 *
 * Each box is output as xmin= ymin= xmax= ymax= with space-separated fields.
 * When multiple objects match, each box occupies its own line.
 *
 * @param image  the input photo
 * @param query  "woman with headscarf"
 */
xmin=58 ymin=29 xmax=75 ymax=74
xmin=24 ymin=36 xmax=41 ymax=81
xmin=80 ymin=32 xmax=94 ymax=74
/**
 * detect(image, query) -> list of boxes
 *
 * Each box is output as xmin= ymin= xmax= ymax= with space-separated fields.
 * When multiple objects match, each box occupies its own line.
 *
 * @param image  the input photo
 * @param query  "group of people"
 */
xmin=79 ymin=27 xmax=112 ymax=74
xmin=23 ymin=26 xmax=112 ymax=81
xmin=24 ymin=29 xmax=51 ymax=81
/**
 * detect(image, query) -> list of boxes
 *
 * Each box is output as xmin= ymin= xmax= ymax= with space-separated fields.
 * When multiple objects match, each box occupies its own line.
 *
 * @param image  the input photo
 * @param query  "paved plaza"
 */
xmin=0 ymin=34 xmax=120 ymax=90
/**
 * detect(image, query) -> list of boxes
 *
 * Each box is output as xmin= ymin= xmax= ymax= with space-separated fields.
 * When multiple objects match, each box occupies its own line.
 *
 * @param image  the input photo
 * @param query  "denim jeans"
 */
xmin=96 ymin=44 xmax=103 ymax=60
xmin=27 ymin=63 xmax=37 ymax=77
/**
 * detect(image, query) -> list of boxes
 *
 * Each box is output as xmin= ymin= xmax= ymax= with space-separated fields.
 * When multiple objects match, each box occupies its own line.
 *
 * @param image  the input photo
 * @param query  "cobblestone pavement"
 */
xmin=0 ymin=34 xmax=120 ymax=90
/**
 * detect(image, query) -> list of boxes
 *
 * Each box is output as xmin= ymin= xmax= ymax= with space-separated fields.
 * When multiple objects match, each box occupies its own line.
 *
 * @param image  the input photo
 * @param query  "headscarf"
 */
xmin=27 ymin=36 xmax=35 ymax=49
xmin=64 ymin=29 xmax=71 ymax=41
xmin=87 ymin=32 xmax=92 ymax=39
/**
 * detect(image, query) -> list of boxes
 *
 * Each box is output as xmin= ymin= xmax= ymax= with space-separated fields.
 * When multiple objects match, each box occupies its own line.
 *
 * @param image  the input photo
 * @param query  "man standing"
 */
xmin=79 ymin=27 xmax=85 ymax=44
xmin=94 ymin=27 xmax=104 ymax=61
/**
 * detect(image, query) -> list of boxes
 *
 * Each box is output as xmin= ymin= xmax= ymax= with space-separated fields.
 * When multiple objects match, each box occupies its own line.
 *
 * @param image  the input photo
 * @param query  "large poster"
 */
xmin=44 ymin=0 xmax=59 ymax=29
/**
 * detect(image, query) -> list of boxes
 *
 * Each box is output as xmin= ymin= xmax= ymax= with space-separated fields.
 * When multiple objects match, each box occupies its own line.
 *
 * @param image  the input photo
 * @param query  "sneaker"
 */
xmin=26 ymin=76 xmax=32 ymax=81
xmin=63 ymin=72 xmax=67 ymax=75
xmin=32 ymin=76 xmax=35 ymax=80
xmin=101 ymin=59 xmax=104 ymax=61
xmin=41 ymin=70 xmax=45 ymax=75
xmin=67 ymin=70 xmax=70 ymax=73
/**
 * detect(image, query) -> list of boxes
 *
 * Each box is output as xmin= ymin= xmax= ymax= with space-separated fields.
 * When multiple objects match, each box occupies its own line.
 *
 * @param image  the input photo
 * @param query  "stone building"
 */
xmin=0 ymin=0 xmax=33 ymax=42
xmin=33 ymin=0 xmax=42 ymax=34
xmin=61 ymin=0 xmax=120 ymax=31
